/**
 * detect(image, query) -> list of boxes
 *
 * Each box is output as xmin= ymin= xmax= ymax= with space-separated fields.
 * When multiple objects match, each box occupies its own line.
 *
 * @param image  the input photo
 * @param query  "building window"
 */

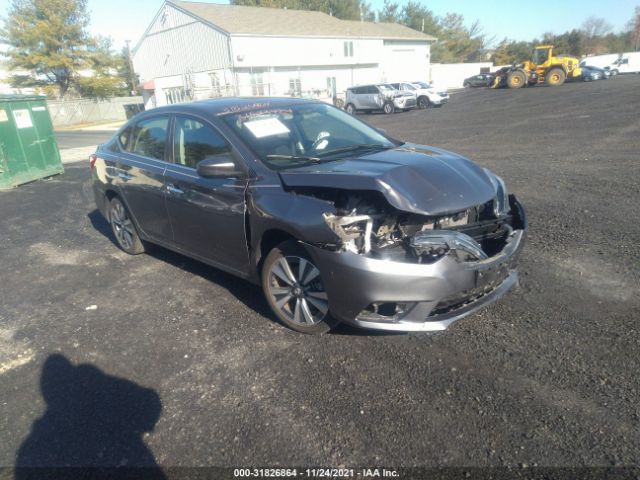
xmin=250 ymin=73 xmax=264 ymax=96
xmin=343 ymin=41 xmax=353 ymax=57
xmin=209 ymin=72 xmax=221 ymax=96
xmin=289 ymin=78 xmax=301 ymax=96
xmin=164 ymin=87 xmax=186 ymax=105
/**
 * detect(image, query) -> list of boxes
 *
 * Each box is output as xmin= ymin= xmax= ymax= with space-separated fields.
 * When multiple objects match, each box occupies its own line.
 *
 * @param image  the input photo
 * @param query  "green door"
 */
xmin=0 ymin=95 xmax=63 ymax=189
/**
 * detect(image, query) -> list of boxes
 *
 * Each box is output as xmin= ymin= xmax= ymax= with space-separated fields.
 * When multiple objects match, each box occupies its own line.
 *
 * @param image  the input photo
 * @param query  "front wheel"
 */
xmin=545 ymin=67 xmax=566 ymax=86
xmin=417 ymin=96 xmax=430 ymax=109
xmin=108 ymin=196 xmax=145 ymax=255
xmin=345 ymin=103 xmax=355 ymax=114
xmin=507 ymin=70 xmax=526 ymax=88
xmin=383 ymin=102 xmax=395 ymax=114
xmin=610 ymin=69 xmax=619 ymax=76
xmin=262 ymin=241 xmax=337 ymax=334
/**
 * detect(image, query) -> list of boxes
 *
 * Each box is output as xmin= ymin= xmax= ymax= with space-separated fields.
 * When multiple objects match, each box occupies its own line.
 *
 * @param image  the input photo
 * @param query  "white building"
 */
xmin=132 ymin=1 xmax=436 ymax=108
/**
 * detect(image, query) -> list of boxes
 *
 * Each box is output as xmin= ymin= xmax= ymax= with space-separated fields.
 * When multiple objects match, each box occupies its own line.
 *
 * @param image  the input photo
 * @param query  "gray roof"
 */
xmin=170 ymin=1 xmax=436 ymax=41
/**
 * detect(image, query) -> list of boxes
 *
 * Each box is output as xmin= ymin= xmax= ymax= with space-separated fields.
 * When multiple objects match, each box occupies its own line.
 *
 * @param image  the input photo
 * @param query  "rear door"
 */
xmin=367 ymin=85 xmax=383 ymax=109
xmin=118 ymin=116 xmax=172 ymax=241
xmin=164 ymin=115 xmax=250 ymax=275
xmin=351 ymin=87 xmax=367 ymax=109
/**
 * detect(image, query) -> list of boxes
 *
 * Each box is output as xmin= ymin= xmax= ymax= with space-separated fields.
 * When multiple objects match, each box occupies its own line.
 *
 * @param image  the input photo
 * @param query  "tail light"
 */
xmin=89 ymin=154 xmax=97 ymax=172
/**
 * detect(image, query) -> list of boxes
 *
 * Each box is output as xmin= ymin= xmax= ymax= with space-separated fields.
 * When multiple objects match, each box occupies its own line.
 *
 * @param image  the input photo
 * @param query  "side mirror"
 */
xmin=196 ymin=154 xmax=243 ymax=178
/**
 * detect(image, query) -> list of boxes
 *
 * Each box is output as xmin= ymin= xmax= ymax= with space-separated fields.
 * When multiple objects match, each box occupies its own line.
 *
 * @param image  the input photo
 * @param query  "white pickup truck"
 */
xmin=389 ymin=82 xmax=449 ymax=109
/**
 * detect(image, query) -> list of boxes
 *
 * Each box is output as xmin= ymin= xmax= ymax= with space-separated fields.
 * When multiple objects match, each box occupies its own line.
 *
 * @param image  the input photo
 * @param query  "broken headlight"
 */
xmin=411 ymin=230 xmax=488 ymax=263
xmin=323 ymin=212 xmax=374 ymax=254
xmin=484 ymin=168 xmax=509 ymax=217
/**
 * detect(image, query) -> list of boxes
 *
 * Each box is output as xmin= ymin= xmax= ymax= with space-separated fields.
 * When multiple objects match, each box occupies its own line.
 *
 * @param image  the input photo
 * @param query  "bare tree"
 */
xmin=582 ymin=16 xmax=613 ymax=39
xmin=582 ymin=16 xmax=612 ymax=54
xmin=628 ymin=6 xmax=640 ymax=51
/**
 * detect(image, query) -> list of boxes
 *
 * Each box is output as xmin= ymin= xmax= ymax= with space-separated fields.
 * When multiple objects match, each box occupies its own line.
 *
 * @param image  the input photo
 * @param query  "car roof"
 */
xmin=143 ymin=96 xmax=320 ymax=117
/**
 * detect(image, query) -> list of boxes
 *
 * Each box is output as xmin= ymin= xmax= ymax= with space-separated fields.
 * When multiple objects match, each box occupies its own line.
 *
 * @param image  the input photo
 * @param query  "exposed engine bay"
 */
xmin=296 ymin=188 xmax=520 ymax=264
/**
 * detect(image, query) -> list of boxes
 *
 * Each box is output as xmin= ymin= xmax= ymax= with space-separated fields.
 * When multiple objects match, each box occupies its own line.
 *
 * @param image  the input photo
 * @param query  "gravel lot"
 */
xmin=1 ymin=76 xmax=639 ymax=472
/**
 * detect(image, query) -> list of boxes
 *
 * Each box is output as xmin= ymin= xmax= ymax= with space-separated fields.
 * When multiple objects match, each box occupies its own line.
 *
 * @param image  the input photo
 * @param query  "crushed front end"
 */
xmin=303 ymin=188 xmax=526 ymax=331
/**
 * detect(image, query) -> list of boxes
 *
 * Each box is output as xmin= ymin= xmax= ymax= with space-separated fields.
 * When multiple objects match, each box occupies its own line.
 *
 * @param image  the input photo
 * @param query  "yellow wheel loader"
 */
xmin=491 ymin=45 xmax=582 ymax=88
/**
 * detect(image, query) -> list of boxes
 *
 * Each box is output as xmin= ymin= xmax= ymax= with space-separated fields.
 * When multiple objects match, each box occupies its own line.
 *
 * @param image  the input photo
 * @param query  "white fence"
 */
xmin=48 ymin=96 xmax=144 ymax=127
xmin=429 ymin=63 xmax=494 ymax=89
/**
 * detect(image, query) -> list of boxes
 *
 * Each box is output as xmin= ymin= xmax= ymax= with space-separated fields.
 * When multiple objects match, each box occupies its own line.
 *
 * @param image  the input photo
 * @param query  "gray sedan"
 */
xmin=91 ymin=98 xmax=526 ymax=334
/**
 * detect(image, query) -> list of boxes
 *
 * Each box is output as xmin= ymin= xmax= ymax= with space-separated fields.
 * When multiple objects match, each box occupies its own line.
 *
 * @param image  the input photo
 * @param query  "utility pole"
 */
xmin=124 ymin=39 xmax=136 ymax=95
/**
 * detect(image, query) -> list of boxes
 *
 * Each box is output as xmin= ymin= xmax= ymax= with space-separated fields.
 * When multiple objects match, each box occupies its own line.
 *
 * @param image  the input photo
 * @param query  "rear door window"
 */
xmin=127 ymin=117 xmax=170 ymax=161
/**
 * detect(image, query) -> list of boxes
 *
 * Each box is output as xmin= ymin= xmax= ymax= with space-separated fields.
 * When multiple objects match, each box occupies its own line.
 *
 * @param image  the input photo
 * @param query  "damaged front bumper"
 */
xmin=306 ymin=196 xmax=526 ymax=332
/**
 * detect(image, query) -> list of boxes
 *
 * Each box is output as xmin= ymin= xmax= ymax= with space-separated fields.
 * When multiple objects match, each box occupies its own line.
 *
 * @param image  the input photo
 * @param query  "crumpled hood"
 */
xmin=278 ymin=143 xmax=497 ymax=216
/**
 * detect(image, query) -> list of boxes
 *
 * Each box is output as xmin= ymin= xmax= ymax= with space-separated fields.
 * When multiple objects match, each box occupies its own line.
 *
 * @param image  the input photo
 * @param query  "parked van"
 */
xmin=580 ymin=53 xmax=620 ymax=70
xmin=609 ymin=52 xmax=640 ymax=75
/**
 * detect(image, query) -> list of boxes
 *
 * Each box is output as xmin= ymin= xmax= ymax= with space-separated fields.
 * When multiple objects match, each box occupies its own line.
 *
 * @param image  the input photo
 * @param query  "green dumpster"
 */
xmin=0 ymin=95 xmax=64 ymax=189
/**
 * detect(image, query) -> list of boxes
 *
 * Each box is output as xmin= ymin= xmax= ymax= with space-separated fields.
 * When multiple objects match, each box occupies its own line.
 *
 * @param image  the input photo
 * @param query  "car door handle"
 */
xmin=166 ymin=184 xmax=184 ymax=195
xmin=118 ymin=172 xmax=131 ymax=182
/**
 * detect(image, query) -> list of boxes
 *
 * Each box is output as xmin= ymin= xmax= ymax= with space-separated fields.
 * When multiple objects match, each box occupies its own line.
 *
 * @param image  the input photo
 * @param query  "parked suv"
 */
xmin=92 ymin=98 xmax=526 ymax=334
xmin=344 ymin=84 xmax=416 ymax=114
xmin=389 ymin=82 xmax=449 ymax=108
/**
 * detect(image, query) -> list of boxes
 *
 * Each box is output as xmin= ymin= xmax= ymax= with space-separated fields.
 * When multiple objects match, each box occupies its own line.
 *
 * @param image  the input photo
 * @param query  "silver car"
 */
xmin=345 ymin=84 xmax=416 ymax=115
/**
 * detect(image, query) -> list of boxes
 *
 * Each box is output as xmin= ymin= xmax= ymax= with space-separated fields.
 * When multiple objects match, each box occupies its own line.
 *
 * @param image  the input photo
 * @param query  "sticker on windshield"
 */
xmin=244 ymin=117 xmax=290 ymax=138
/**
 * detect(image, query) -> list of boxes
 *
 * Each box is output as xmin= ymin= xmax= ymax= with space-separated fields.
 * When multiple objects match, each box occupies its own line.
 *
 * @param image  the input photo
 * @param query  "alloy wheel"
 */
xmin=111 ymin=200 xmax=135 ymax=250
xmin=266 ymin=255 xmax=328 ymax=326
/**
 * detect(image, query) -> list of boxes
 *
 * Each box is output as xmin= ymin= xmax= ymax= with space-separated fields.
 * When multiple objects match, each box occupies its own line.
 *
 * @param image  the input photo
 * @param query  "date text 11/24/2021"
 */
xmin=233 ymin=468 xmax=399 ymax=478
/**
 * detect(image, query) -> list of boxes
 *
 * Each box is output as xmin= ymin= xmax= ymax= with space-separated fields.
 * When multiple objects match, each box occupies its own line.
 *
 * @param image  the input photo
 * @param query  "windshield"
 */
xmin=413 ymin=81 xmax=430 ymax=89
xmin=532 ymin=48 xmax=550 ymax=65
xmin=221 ymin=103 xmax=397 ymax=170
xmin=378 ymin=84 xmax=395 ymax=92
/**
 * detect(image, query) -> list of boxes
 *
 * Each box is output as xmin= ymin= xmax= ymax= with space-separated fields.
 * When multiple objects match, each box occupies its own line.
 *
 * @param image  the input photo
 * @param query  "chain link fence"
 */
xmin=47 ymin=96 xmax=145 ymax=128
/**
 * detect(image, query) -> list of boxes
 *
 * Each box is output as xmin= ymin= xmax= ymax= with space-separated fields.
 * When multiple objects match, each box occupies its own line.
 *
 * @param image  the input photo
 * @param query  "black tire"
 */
xmin=108 ymin=196 xmax=145 ymax=255
xmin=383 ymin=102 xmax=395 ymax=114
xmin=262 ymin=241 xmax=337 ymax=334
xmin=333 ymin=98 xmax=344 ymax=109
xmin=417 ymin=96 xmax=430 ymax=109
xmin=545 ymin=67 xmax=566 ymax=86
xmin=610 ymin=69 xmax=619 ymax=76
xmin=506 ymin=70 xmax=526 ymax=88
xmin=345 ymin=103 xmax=356 ymax=114
xmin=463 ymin=82 xmax=470 ymax=88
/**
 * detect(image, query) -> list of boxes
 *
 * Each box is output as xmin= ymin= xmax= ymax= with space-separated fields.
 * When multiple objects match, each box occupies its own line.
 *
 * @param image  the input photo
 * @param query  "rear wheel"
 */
xmin=417 ymin=96 xmax=430 ymax=109
xmin=546 ymin=67 xmax=566 ymax=86
xmin=262 ymin=241 xmax=337 ymax=334
xmin=108 ymin=197 xmax=145 ymax=255
xmin=383 ymin=102 xmax=395 ymax=114
xmin=345 ymin=103 xmax=355 ymax=114
xmin=506 ymin=70 xmax=526 ymax=88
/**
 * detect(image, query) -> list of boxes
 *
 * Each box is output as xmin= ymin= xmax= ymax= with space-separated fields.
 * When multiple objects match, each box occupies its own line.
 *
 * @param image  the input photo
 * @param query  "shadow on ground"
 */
xmin=16 ymin=354 xmax=165 ymax=479
xmin=88 ymin=209 xmax=400 ymax=336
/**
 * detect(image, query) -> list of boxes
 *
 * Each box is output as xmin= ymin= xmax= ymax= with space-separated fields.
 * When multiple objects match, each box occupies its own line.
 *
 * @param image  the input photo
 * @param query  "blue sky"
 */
xmin=1 ymin=0 xmax=637 ymax=50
